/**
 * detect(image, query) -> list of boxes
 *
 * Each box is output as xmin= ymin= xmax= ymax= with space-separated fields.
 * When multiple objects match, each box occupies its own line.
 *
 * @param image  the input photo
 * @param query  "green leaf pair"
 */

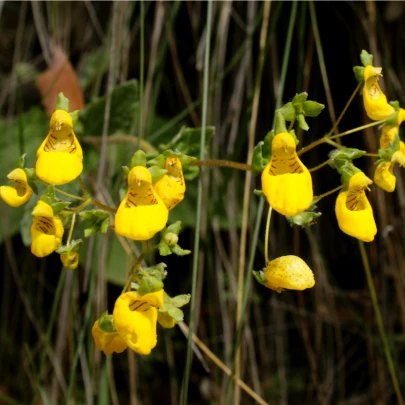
xmin=79 ymin=209 xmax=110 ymax=237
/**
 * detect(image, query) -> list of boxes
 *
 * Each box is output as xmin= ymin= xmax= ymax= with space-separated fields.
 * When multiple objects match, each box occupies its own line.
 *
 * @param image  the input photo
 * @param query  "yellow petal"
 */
xmin=335 ymin=173 xmax=377 ymax=242
xmin=113 ymin=290 xmax=164 ymax=355
xmin=261 ymin=133 xmax=313 ymax=216
xmin=157 ymin=311 xmax=177 ymax=329
xmin=363 ymin=66 xmax=395 ymax=121
xmin=115 ymin=166 xmax=168 ymax=241
xmin=61 ymin=252 xmax=79 ymax=270
xmin=0 ymin=168 xmax=33 ymax=207
xmin=36 ymin=109 xmax=83 ymax=185
xmin=30 ymin=201 xmax=64 ymax=257
xmin=379 ymin=108 xmax=405 ymax=149
xmin=264 ymin=255 xmax=315 ymax=293
xmin=374 ymin=162 xmax=396 ymax=192
xmin=92 ymin=320 xmax=127 ymax=355
xmin=153 ymin=175 xmax=185 ymax=210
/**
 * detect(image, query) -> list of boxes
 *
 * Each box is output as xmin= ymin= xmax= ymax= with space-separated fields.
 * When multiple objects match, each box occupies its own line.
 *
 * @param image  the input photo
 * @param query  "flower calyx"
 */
xmin=159 ymin=221 xmax=191 ymax=256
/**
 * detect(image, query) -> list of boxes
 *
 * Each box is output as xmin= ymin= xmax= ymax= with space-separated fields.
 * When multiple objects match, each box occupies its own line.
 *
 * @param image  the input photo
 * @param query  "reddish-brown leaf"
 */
xmin=37 ymin=44 xmax=85 ymax=116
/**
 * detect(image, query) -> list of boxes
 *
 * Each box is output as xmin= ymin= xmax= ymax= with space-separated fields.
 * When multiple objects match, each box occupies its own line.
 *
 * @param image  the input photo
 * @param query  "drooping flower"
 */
xmin=92 ymin=318 xmax=127 ymax=355
xmin=261 ymin=132 xmax=313 ymax=216
xmin=36 ymin=109 xmax=83 ymax=185
xmin=0 ymin=168 xmax=33 ymax=207
xmin=31 ymin=200 xmax=64 ymax=257
xmin=379 ymin=108 xmax=405 ymax=149
xmin=374 ymin=143 xmax=405 ymax=193
xmin=264 ymin=255 xmax=315 ymax=293
xmin=153 ymin=157 xmax=186 ymax=210
xmin=363 ymin=65 xmax=395 ymax=121
xmin=60 ymin=252 xmax=79 ymax=270
xmin=113 ymin=290 xmax=164 ymax=355
xmin=114 ymin=166 xmax=168 ymax=241
xmin=335 ymin=172 xmax=377 ymax=242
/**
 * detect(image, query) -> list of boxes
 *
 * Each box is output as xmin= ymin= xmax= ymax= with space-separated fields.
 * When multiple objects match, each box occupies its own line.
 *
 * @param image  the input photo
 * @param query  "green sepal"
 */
xmin=40 ymin=185 xmax=55 ymax=205
xmin=340 ymin=162 xmax=362 ymax=186
xmin=130 ymin=150 xmax=147 ymax=168
xmin=158 ymin=242 xmax=172 ymax=256
xmin=159 ymin=221 xmax=191 ymax=256
xmin=158 ymin=292 xmax=191 ymax=325
xmin=275 ymin=111 xmax=287 ymax=135
xmin=166 ymin=221 xmax=182 ymax=235
xmin=353 ymin=66 xmax=365 ymax=84
xmin=55 ymin=92 xmax=70 ymax=112
xmin=171 ymin=294 xmax=191 ymax=307
xmin=296 ymin=113 xmax=309 ymax=131
xmin=122 ymin=166 xmax=130 ymax=175
xmin=302 ymin=100 xmax=325 ymax=117
xmin=51 ymin=201 xmax=71 ymax=215
xmin=183 ymin=165 xmax=200 ymax=181
xmin=148 ymin=166 xmax=167 ymax=184
xmin=360 ymin=50 xmax=373 ymax=67
xmin=28 ymin=181 xmax=39 ymax=195
xmin=98 ymin=312 xmax=116 ymax=333
xmin=24 ymin=168 xmax=37 ymax=181
xmin=142 ymin=262 xmax=167 ymax=281
xmin=147 ymin=154 xmax=166 ymax=169
xmin=286 ymin=205 xmax=322 ymax=228
xmin=252 ymin=269 xmax=267 ymax=285
xmin=56 ymin=239 xmax=83 ymax=254
xmin=18 ymin=153 xmax=27 ymax=169
xmin=171 ymin=244 xmax=191 ymax=256
xmin=328 ymin=148 xmax=366 ymax=170
xmin=251 ymin=131 xmax=274 ymax=175
xmin=137 ymin=276 xmax=164 ymax=295
xmin=79 ymin=209 xmax=110 ymax=237
xmin=162 ymin=149 xmax=196 ymax=169
xmin=69 ymin=111 xmax=79 ymax=129
xmin=167 ymin=306 xmax=184 ymax=322
xmin=278 ymin=102 xmax=295 ymax=121
xmin=385 ymin=103 xmax=401 ymax=126
xmin=376 ymin=134 xmax=401 ymax=164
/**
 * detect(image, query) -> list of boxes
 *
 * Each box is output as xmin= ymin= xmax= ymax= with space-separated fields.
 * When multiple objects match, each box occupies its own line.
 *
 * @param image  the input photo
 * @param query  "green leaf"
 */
xmin=40 ymin=185 xmax=55 ymax=205
xmin=171 ymin=244 xmax=191 ymax=256
xmin=158 ymin=126 xmax=214 ymax=157
xmin=55 ymin=92 xmax=70 ymax=112
xmin=69 ymin=110 xmax=79 ymax=128
xmin=278 ymin=102 xmax=296 ymax=121
xmin=56 ymin=239 xmax=83 ymax=254
xmin=286 ymin=210 xmax=322 ymax=228
xmin=51 ymin=201 xmax=71 ymax=215
xmin=296 ymin=114 xmax=309 ymax=131
xmin=79 ymin=209 xmax=110 ymax=237
xmin=148 ymin=166 xmax=167 ymax=184
xmin=360 ymin=49 xmax=373 ymax=67
xmin=158 ymin=242 xmax=172 ymax=256
xmin=77 ymin=80 xmax=138 ymax=137
xmin=302 ymin=101 xmax=325 ymax=117
xmin=252 ymin=142 xmax=267 ymax=175
xmin=292 ymin=92 xmax=308 ymax=106
xmin=353 ymin=66 xmax=365 ymax=84
xmin=167 ymin=305 xmax=184 ymax=322
xmin=130 ymin=150 xmax=147 ymax=168
xmin=98 ymin=312 xmax=116 ymax=333
xmin=166 ymin=221 xmax=182 ymax=235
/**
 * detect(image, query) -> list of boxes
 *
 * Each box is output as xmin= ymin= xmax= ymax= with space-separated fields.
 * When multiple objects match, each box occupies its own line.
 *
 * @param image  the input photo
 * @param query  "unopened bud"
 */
xmin=164 ymin=232 xmax=178 ymax=246
xmin=61 ymin=252 xmax=79 ymax=270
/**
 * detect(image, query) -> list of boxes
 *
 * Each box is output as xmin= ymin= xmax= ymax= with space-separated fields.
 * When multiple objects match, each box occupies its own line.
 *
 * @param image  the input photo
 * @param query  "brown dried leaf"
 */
xmin=37 ymin=44 xmax=85 ymax=116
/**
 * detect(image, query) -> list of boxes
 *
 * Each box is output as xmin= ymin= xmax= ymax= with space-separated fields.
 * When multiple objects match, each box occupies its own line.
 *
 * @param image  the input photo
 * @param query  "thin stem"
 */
xmin=358 ymin=241 xmax=404 ymax=405
xmin=288 ymin=119 xmax=295 ymax=132
xmin=192 ymin=159 xmax=251 ymax=171
xmin=264 ymin=206 xmax=272 ymax=264
xmin=182 ymin=4 xmax=212 ymax=402
xmin=91 ymin=198 xmax=117 ymax=213
xmin=70 ymin=199 xmax=91 ymax=214
xmin=314 ymin=184 xmax=342 ymax=201
xmin=178 ymin=322 xmax=268 ymax=405
xmin=309 ymin=159 xmax=331 ymax=173
xmin=324 ymin=138 xmax=343 ymax=148
xmin=77 ymin=175 xmax=90 ymax=199
xmin=364 ymin=152 xmax=379 ymax=157
xmin=329 ymin=120 xmax=386 ymax=140
xmin=67 ymin=214 xmax=76 ymax=246
xmin=326 ymin=83 xmax=361 ymax=137
xmin=36 ymin=180 xmax=86 ymax=201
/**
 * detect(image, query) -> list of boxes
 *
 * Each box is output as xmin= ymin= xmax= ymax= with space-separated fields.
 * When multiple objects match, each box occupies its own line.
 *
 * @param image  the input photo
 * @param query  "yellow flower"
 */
xmin=153 ymin=157 xmax=186 ymax=210
xmin=261 ymin=132 xmax=313 ymax=216
xmin=60 ymin=252 xmax=79 ymax=270
xmin=335 ymin=172 xmax=377 ymax=242
xmin=0 ymin=168 xmax=33 ymax=207
xmin=115 ymin=166 xmax=168 ymax=241
xmin=92 ymin=319 xmax=127 ymax=355
xmin=363 ymin=65 xmax=395 ymax=121
xmin=31 ymin=200 xmax=64 ymax=257
xmin=379 ymin=108 xmax=405 ymax=149
xmin=264 ymin=255 xmax=315 ymax=293
xmin=157 ymin=311 xmax=177 ymax=328
xmin=36 ymin=109 xmax=83 ymax=185
xmin=113 ymin=290 xmax=164 ymax=355
xmin=374 ymin=142 xmax=405 ymax=193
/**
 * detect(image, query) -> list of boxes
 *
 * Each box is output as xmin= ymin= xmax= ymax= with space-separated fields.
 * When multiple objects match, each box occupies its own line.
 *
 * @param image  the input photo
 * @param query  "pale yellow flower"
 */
xmin=92 ymin=319 xmax=127 ymax=355
xmin=261 ymin=132 xmax=313 ymax=216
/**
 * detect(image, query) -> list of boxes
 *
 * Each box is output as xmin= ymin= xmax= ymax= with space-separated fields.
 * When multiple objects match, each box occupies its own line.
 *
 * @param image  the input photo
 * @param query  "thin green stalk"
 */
xmin=181 ymin=2 xmax=213 ymax=404
xmin=358 ymin=241 xmax=404 ymax=405
xmin=226 ymin=1 xmax=297 ymax=403
xmin=264 ymin=206 xmax=272 ymax=264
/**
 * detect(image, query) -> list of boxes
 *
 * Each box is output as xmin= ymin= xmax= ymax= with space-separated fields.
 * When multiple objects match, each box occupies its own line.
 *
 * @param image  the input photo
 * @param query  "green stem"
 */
xmin=77 ymin=175 xmax=90 ymax=198
xmin=358 ymin=241 xmax=404 ymax=405
xmin=67 ymin=214 xmax=76 ymax=246
xmin=192 ymin=159 xmax=251 ymax=171
xmin=264 ymin=206 xmax=272 ymax=264
xmin=314 ymin=184 xmax=342 ymax=200
xmin=309 ymin=159 xmax=331 ymax=173
xmin=36 ymin=180 xmax=86 ymax=201
xmin=91 ymin=198 xmax=117 ymax=213
xmin=182 ymin=2 xmax=213 ymax=404
xmin=329 ymin=119 xmax=386 ymax=140
xmin=70 ymin=199 xmax=91 ymax=214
